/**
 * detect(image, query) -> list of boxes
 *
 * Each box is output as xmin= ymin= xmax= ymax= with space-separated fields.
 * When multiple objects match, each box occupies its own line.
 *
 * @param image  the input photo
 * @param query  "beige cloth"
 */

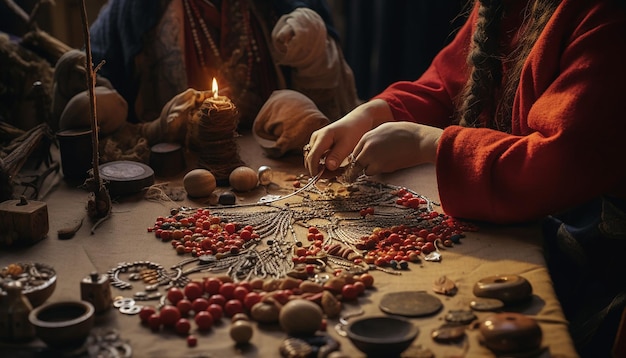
xmin=51 ymin=49 xmax=113 ymax=125
xmin=253 ymin=89 xmax=329 ymax=158
xmin=271 ymin=8 xmax=360 ymax=121
xmin=139 ymin=88 xmax=211 ymax=146
xmin=0 ymin=135 xmax=579 ymax=358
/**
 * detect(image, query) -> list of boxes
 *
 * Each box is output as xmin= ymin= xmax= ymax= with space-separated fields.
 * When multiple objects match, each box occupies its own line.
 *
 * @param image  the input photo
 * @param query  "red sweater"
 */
xmin=374 ymin=0 xmax=626 ymax=224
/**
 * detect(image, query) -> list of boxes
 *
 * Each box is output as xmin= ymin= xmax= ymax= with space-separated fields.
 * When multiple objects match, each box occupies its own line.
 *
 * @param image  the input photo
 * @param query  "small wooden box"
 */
xmin=0 ymin=198 xmax=49 ymax=246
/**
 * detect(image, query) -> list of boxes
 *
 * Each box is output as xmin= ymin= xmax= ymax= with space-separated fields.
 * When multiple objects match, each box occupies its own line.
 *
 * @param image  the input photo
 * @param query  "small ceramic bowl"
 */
xmin=0 ymin=262 xmax=57 ymax=307
xmin=345 ymin=315 xmax=419 ymax=357
xmin=29 ymin=300 xmax=95 ymax=349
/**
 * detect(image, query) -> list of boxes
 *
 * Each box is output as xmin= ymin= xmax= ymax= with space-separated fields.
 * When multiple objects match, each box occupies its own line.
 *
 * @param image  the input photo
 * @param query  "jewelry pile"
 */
xmin=145 ymin=175 xmax=478 ymax=283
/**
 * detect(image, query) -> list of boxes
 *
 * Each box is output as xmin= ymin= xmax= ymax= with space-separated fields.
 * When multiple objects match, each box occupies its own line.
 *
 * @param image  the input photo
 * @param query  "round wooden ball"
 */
xmin=279 ymin=299 xmax=323 ymax=336
xmin=229 ymin=166 xmax=258 ymax=192
xmin=230 ymin=320 xmax=253 ymax=344
xmin=183 ymin=169 xmax=217 ymax=198
xmin=479 ymin=312 xmax=542 ymax=353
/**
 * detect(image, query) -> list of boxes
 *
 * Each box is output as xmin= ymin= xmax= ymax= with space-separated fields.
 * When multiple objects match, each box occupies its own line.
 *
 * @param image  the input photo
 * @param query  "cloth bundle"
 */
xmin=271 ymin=7 xmax=359 ymax=122
xmin=253 ymin=89 xmax=329 ymax=158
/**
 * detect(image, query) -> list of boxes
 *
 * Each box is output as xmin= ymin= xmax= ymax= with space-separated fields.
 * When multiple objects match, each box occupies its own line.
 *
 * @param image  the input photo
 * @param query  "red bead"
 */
xmin=187 ymin=335 xmax=198 ymax=347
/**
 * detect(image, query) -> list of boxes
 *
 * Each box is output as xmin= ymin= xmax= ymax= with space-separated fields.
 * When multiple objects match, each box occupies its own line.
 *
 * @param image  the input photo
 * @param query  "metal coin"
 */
xmin=379 ymin=291 xmax=443 ymax=317
xmin=119 ymin=304 xmax=142 ymax=315
xmin=444 ymin=309 xmax=477 ymax=324
xmin=113 ymin=298 xmax=135 ymax=308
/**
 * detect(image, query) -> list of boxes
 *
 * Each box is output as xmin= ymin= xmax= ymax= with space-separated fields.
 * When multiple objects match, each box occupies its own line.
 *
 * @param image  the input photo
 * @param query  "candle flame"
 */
xmin=212 ymin=78 xmax=218 ymax=99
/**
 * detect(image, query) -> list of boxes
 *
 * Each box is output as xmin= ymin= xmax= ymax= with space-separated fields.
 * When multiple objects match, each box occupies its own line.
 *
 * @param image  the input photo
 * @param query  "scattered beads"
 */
xmin=149 ymin=208 xmax=260 ymax=259
xmin=146 ymin=179 xmax=478 ymax=282
xmin=135 ymin=274 xmax=374 ymax=347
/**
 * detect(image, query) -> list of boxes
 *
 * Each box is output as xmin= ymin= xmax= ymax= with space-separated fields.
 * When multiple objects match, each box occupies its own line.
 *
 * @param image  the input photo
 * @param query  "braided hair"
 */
xmin=457 ymin=0 xmax=562 ymax=131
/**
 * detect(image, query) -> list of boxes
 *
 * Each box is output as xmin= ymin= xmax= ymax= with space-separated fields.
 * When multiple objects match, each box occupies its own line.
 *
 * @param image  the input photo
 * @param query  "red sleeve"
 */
xmin=372 ymin=6 xmax=476 ymax=128
xmin=437 ymin=1 xmax=626 ymax=223
xmin=375 ymin=1 xmax=626 ymax=224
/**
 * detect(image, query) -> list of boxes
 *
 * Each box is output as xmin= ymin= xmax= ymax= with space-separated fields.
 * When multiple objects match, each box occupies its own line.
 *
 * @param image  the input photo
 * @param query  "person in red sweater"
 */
xmin=305 ymin=0 xmax=626 ymax=356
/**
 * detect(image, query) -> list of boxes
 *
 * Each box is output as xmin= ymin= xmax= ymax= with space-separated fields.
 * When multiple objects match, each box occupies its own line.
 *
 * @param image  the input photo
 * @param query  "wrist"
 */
xmin=358 ymin=99 xmax=393 ymax=129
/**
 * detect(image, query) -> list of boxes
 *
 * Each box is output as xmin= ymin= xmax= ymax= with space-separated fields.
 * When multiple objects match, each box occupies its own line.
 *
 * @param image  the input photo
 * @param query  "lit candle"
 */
xmin=189 ymin=78 xmax=244 ymax=182
xmin=208 ymin=78 xmax=231 ymax=105
xmin=212 ymin=78 xmax=218 ymax=98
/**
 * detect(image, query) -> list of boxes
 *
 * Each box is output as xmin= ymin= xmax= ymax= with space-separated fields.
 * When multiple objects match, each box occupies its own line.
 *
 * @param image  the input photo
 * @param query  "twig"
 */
xmin=79 ymin=0 xmax=112 ymax=227
xmin=1 ymin=0 xmax=30 ymax=26
xmin=0 ymin=0 xmax=54 ymax=31
xmin=79 ymin=0 xmax=100 ymax=187
xmin=91 ymin=213 xmax=111 ymax=234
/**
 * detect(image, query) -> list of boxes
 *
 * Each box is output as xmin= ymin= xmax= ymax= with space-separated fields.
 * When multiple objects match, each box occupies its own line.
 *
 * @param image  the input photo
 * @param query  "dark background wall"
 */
xmin=332 ymin=0 xmax=467 ymax=100
xmin=0 ymin=0 xmax=106 ymax=46
xmin=1 ymin=0 xmax=467 ymax=100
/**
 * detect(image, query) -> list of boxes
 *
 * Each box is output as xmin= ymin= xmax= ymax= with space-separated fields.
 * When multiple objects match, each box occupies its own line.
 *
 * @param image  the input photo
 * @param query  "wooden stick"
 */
xmin=1 ymin=0 xmax=30 ymax=26
xmin=78 ymin=0 xmax=101 ymax=187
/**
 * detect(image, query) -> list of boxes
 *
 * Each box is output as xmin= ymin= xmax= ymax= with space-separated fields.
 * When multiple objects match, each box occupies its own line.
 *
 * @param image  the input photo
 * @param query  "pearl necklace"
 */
xmin=183 ymin=0 xmax=221 ymax=68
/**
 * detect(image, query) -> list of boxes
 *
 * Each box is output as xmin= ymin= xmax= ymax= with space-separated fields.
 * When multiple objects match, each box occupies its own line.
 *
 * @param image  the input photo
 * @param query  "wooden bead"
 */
xmin=183 ymin=169 xmax=217 ymax=198
xmin=229 ymin=166 xmax=258 ymax=192
xmin=229 ymin=320 xmax=253 ymax=344
xmin=473 ymin=274 xmax=532 ymax=304
xmin=479 ymin=312 xmax=542 ymax=353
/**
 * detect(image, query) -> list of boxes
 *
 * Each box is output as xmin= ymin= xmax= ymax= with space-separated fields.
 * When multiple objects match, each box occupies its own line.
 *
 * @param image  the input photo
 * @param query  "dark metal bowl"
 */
xmin=29 ymin=300 xmax=95 ymax=349
xmin=345 ymin=315 xmax=419 ymax=357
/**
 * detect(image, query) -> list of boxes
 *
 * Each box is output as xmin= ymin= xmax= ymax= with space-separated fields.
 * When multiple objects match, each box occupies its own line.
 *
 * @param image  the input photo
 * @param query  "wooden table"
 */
xmin=0 ymin=135 xmax=578 ymax=357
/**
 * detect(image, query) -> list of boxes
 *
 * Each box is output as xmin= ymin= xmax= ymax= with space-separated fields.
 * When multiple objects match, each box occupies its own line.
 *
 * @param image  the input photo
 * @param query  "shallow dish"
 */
xmin=345 ymin=315 xmax=419 ymax=357
xmin=29 ymin=300 xmax=95 ymax=349
xmin=0 ymin=262 xmax=56 ymax=307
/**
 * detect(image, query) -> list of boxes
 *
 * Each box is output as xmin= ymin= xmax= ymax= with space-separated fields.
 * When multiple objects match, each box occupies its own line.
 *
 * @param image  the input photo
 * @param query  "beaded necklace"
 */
xmin=144 ymin=176 xmax=478 ymax=283
xmin=182 ymin=0 xmax=260 ymax=98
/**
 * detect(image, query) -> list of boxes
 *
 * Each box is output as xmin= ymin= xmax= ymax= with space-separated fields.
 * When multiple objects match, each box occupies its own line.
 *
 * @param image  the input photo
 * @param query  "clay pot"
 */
xmin=345 ymin=316 xmax=419 ymax=357
xmin=29 ymin=300 xmax=95 ymax=349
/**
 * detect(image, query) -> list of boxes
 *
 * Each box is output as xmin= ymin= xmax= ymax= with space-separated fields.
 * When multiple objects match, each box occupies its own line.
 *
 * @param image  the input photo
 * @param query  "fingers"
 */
xmin=351 ymin=135 xmax=372 ymax=176
xmin=302 ymin=131 xmax=334 ymax=176
xmin=303 ymin=130 xmax=347 ymax=176
xmin=303 ymin=132 xmax=323 ymax=176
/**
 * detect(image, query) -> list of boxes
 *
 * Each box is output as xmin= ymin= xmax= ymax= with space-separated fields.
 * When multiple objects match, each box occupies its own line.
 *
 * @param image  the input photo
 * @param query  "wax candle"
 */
xmin=189 ymin=78 xmax=244 ymax=183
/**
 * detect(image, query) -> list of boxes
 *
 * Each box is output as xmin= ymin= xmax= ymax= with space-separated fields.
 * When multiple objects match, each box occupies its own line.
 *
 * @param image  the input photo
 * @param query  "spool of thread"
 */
xmin=80 ymin=272 xmax=112 ymax=314
xmin=150 ymin=143 xmax=186 ymax=178
xmin=188 ymin=96 xmax=245 ymax=184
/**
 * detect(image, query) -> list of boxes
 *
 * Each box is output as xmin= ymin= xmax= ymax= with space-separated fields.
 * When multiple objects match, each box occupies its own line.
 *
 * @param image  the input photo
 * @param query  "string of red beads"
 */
xmin=148 ymin=208 xmax=260 ymax=258
xmin=291 ymin=188 xmax=478 ymax=270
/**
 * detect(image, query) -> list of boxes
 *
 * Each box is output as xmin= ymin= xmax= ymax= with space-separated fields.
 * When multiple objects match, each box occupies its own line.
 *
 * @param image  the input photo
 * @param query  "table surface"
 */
xmin=0 ymin=134 xmax=579 ymax=358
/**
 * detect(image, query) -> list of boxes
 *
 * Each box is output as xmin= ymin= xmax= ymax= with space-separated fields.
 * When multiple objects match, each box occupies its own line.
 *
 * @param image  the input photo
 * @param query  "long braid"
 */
xmin=458 ymin=0 xmax=504 ymax=128
xmin=457 ymin=0 xmax=562 ymax=131
xmin=498 ymin=0 xmax=561 ymax=131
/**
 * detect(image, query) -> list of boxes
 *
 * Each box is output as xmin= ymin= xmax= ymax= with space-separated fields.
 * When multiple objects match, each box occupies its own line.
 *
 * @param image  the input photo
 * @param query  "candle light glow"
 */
xmin=212 ymin=78 xmax=218 ymax=99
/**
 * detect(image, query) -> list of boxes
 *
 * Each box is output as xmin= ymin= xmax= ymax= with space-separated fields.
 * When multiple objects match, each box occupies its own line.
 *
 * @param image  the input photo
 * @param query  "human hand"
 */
xmin=304 ymin=99 xmax=391 ymax=176
xmin=141 ymin=88 xmax=210 ymax=145
xmin=350 ymin=122 xmax=443 ymax=176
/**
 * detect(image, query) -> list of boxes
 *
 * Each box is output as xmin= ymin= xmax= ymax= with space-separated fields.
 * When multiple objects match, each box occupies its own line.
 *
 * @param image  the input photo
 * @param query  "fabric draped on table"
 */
xmin=543 ymin=196 xmax=626 ymax=357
